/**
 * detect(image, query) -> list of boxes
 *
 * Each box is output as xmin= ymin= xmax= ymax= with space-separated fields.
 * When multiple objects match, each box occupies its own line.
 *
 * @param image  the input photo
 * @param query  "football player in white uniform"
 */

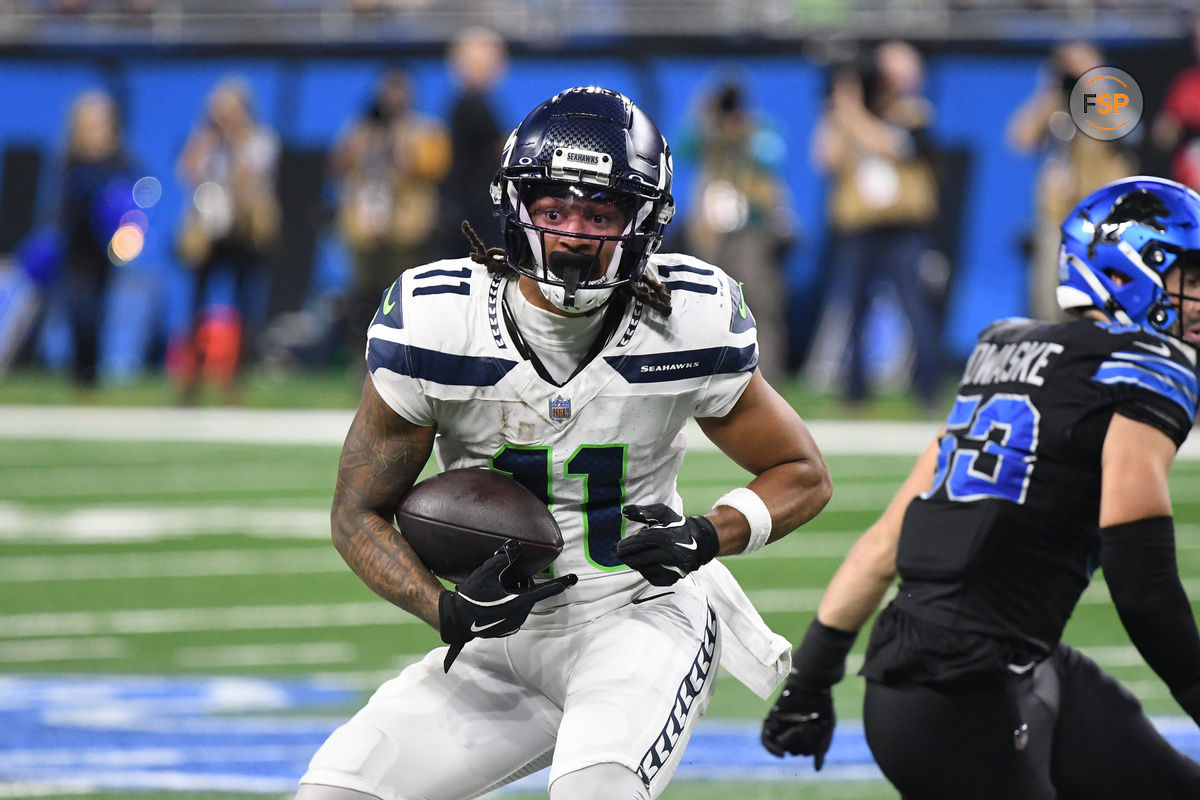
xmin=296 ymin=86 xmax=832 ymax=800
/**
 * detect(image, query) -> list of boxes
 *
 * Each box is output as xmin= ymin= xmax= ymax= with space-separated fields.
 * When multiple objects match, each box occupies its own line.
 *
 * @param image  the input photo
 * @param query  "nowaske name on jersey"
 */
xmin=961 ymin=341 xmax=1065 ymax=387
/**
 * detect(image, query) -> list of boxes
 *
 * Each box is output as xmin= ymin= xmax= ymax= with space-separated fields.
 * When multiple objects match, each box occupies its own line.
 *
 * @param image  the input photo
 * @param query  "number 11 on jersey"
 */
xmin=492 ymin=443 xmax=629 ymax=569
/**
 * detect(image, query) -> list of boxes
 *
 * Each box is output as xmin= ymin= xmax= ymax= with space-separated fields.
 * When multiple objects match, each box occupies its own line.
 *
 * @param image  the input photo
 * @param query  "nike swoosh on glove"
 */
xmin=615 ymin=503 xmax=720 ymax=587
xmin=761 ymin=680 xmax=835 ymax=769
xmin=438 ymin=539 xmax=577 ymax=672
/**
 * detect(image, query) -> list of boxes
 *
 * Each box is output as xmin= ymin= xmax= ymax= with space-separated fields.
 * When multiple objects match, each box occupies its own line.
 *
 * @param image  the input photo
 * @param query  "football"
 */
xmin=395 ymin=467 xmax=563 ymax=585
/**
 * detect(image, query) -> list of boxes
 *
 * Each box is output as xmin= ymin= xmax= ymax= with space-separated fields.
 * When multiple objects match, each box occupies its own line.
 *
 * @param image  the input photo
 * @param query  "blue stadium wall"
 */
xmin=0 ymin=39 xmax=1188 ymax=378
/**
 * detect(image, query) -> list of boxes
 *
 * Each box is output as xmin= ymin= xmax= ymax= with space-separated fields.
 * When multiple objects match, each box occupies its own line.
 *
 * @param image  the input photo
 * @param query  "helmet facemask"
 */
xmin=505 ymin=177 xmax=657 ymax=313
xmin=1161 ymin=251 xmax=1200 ymax=344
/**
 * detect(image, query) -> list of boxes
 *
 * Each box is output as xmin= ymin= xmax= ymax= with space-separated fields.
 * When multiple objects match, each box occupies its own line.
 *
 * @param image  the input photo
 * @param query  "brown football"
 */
xmin=395 ymin=467 xmax=563 ymax=585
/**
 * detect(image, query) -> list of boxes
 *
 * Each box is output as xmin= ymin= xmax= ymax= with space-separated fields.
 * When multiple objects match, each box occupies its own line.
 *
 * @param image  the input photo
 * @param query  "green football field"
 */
xmin=2 ymin=406 xmax=1198 ymax=799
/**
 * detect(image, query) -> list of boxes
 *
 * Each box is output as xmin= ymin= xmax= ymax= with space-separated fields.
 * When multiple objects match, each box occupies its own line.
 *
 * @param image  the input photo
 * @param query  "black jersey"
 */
xmin=863 ymin=317 xmax=1199 ymax=684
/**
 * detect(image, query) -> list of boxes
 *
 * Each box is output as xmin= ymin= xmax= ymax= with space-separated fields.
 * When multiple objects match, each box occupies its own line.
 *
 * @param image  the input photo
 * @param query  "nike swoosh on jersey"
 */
xmin=737 ymin=281 xmax=749 ymax=319
xmin=1132 ymin=339 xmax=1173 ymax=357
xmin=470 ymin=619 xmax=506 ymax=633
xmin=382 ymin=282 xmax=397 ymax=314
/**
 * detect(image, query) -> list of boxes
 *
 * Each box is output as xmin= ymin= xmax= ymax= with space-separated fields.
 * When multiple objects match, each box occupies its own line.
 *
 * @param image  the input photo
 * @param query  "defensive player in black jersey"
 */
xmin=761 ymin=175 xmax=1200 ymax=798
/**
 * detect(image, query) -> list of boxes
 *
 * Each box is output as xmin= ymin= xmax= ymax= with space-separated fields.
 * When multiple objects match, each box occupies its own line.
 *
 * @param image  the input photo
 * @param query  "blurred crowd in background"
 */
xmin=0 ymin=7 xmax=1198 ymax=407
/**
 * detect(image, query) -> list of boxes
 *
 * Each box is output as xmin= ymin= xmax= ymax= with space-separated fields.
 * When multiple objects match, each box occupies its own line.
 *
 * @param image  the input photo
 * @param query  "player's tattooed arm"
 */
xmin=331 ymin=377 xmax=442 ymax=627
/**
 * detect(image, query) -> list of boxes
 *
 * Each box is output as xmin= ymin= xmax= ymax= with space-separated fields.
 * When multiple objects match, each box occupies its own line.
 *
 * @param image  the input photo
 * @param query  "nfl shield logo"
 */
xmin=549 ymin=395 xmax=571 ymax=421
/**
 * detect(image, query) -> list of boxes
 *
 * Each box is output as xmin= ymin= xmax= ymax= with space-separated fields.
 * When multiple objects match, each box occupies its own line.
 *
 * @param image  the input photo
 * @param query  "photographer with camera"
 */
xmin=811 ymin=40 xmax=944 ymax=410
xmin=680 ymin=76 xmax=796 ymax=382
xmin=1007 ymin=41 xmax=1137 ymax=321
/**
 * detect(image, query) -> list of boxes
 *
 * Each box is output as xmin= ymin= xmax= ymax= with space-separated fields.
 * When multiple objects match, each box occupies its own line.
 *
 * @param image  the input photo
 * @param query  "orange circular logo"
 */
xmin=1069 ymin=67 xmax=1143 ymax=141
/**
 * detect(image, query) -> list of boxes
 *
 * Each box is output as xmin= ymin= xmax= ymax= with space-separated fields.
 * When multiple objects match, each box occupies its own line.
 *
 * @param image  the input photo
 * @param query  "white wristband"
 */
xmin=712 ymin=487 xmax=772 ymax=554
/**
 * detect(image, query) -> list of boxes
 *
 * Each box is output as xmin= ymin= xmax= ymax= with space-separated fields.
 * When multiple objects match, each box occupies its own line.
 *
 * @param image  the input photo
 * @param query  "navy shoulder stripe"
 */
xmin=409 ymin=265 xmax=472 ymax=297
xmin=659 ymin=263 xmax=715 ymax=278
xmin=413 ymin=266 xmax=472 ymax=280
xmin=605 ymin=344 xmax=757 ymax=383
xmin=368 ymin=341 xmax=518 ymax=387
xmin=663 ymin=280 xmax=718 ymax=295
xmin=413 ymin=283 xmax=471 ymax=297
xmin=1092 ymin=349 xmax=1199 ymax=418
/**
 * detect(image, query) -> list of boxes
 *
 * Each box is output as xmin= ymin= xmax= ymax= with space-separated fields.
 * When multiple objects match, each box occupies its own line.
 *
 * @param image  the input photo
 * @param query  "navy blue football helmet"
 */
xmin=1059 ymin=175 xmax=1200 ymax=336
xmin=490 ymin=86 xmax=675 ymax=312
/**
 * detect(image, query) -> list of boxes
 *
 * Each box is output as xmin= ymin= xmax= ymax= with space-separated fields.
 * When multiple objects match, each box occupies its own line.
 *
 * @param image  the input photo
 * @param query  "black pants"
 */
xmin=864 ymin=643 xmax=1200 ymax=799
xmin=66 ymin=267 xmax=108 ymax=388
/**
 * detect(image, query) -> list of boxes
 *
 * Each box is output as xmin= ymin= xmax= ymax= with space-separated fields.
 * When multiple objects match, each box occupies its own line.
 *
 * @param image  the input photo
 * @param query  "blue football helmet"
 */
xmin=490 ymin=86 xmax=675 ymax=312
xmin=1058 ymin=175 xmax=1200 ymax=336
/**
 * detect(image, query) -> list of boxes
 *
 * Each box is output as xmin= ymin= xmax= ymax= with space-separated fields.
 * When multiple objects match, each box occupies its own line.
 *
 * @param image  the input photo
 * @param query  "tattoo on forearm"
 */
xmin=332 ymin=393 xmax=441 ymax=626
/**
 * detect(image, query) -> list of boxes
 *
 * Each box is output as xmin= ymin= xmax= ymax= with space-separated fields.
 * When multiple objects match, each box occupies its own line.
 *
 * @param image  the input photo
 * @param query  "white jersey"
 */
xmin=367 ymin=254 xmax=758 ymax=621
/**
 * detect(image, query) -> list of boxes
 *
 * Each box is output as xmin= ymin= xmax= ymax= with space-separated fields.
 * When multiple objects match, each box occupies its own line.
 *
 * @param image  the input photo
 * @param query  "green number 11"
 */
xmin=491 ymin=443 xmax=628 ymax=569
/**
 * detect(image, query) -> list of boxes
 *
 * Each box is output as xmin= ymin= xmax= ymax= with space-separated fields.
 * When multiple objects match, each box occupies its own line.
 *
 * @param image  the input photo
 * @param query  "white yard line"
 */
xmin=0 ymin=405 xmax=943 ymax=457
xmin=0 ymin=602 xmax=417 ymax=638
xmin=0 ymin=773 xmax=298 ymax=796
xmin=0 ymin=637 xmax=126 ymax=663
xmin=0 ymin=505 xmax=330 ymax=542
xmin=1 ymin=514 xmax=1194 ymax=563
xmin=2 ymin=404 xmax=1196 ymax=458
xmin=5 ymin=580 xmax=1176 ymax=642
xmin=173 ymin=642 xmax=358 ymax=668
xmin=0 ymin=546 xmax=340 ymax=580
xmin=0 ymin=405 xmax=356 ymax=446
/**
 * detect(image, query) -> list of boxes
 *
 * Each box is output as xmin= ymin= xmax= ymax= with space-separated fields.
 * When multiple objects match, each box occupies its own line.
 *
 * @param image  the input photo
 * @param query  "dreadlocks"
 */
xmin=461 ymin=221 xmax=672 ymax=317
xmin=464 ymin=221 xmax=509 ymax=275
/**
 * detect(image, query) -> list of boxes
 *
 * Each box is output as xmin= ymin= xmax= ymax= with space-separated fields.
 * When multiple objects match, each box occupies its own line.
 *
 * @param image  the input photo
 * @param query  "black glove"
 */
xmin=438 ymin=539 xmax=577 ymax=672
xmin=615 ymin=503 xmax=721 ymax=586
xmin=761 ymin=618 xmax=858 ymax=769
xmin=761 ymin=681 xmax=835 ymax=767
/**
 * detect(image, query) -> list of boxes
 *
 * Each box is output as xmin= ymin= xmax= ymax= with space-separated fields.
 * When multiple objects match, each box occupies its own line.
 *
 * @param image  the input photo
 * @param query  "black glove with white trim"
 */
xmin=438 ymin=540 xmax=577 ymax=672
xmin=615 ymin=503 xmax=721 ymax=586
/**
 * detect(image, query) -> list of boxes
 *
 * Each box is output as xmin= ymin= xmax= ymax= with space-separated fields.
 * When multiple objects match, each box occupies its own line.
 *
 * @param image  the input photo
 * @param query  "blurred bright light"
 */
xmin=109 ymin=223 xmax=145 ymax=265
xmin=132 ymin=176 xmax=162 ymax=208
xmin=193 ymin=181 xmax=226 ymax=214
xmin=1048 ymin=111 xmax=1076 ymax=142
xmin=120 ymin=209 xmax=148 ymax=230
xmin=192 ymin=181 xmax=234 ymax=237
xmin=700 ymin=180 xmax=749 ymax=234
